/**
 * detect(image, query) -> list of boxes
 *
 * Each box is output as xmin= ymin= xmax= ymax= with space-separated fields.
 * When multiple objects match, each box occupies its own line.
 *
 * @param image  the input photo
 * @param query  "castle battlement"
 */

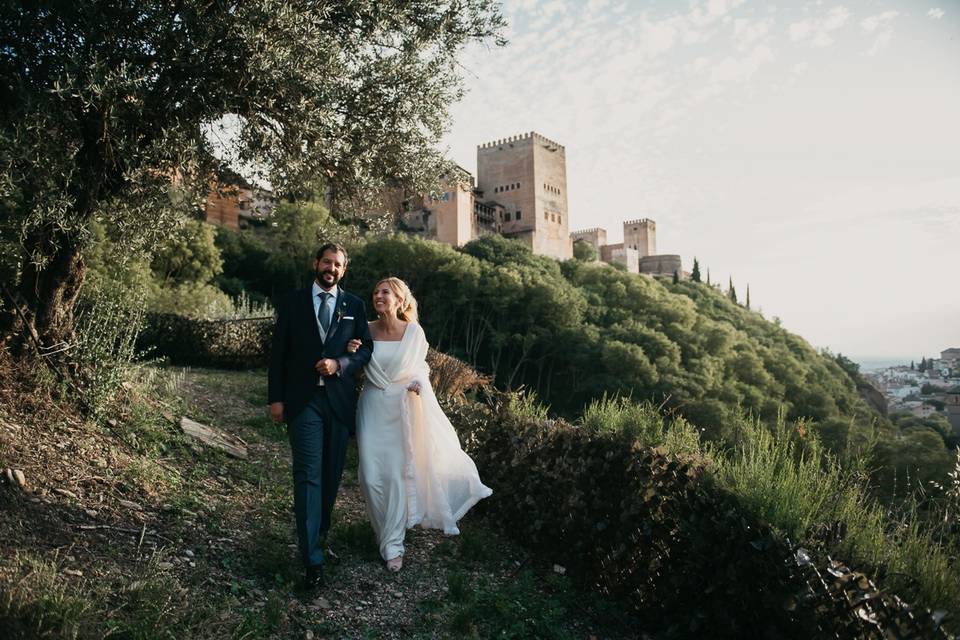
xmin=572 ymin=227 xmax=606 ymax=235
xmin=624 ymin=218 xmax=655 ymax=226
xmin=478 ymin=131 xmax=565 ymax=151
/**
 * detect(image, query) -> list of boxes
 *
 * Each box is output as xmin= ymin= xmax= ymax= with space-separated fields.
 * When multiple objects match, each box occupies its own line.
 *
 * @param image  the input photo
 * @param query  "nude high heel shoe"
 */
xmin=386 ymin=556 xmax=403 ymax=572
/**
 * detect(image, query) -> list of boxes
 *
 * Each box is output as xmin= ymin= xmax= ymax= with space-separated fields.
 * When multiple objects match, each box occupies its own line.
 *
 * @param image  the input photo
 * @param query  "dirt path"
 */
xmin=0 ymin=366 xmax=634 ymax=639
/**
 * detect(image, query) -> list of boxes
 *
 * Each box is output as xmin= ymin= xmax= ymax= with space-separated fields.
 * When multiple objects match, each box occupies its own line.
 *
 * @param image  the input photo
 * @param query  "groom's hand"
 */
xmin=269 ymin=402 xmax=284 ymax=423
xmin=315 ymin=358 xmax=339 ymax=376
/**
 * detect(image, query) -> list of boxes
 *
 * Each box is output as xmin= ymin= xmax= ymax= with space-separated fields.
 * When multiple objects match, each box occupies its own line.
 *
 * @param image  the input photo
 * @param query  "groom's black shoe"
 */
xmin=303 ymin=564 xmax=324 ymax=590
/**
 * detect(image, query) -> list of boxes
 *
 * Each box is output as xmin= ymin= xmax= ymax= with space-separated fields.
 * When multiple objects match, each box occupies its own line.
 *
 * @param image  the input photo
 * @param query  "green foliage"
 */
xmin=506 ymin=389 xmax=550 ymax=422
xmin=151 ymin=219 xmax=223 ymax=286
xmin=872 ymin=413 xmax=956 ymax=492
xmin=444 ymin=570 xmax=579 ymax=639
xmin=74 ymin=275 xmax=148 ymax=416
xmin=452 ymin=398 xmax=823 ymax=637
xmin=691 ymin=257 xmax=701 ymax=282
xmin=711 ymin=413 xmax=959 ymax=611
xmin=580 ymin=395 xmax=700 ymax=456
xmin=572 ymin=238 xmax=597 ymax=262
xmin=451 ymin=391 xmax=960 ymax=634
xmin=1 ymin=1 xmax=505 ymax=347
xmin=0 ymin=553 xmax=94 ymax=639
xmin=144 ymin=281 xmax=235 ymax=319
xmin=347 ymin=237 xmax=888 ymax=454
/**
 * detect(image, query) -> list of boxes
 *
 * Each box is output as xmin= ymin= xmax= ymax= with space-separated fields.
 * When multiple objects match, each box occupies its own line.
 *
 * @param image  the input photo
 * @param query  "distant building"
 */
xmin=942 ymin=348 xmax=960 ymax=373
xmin=946 ymin=386 xmax=960 ymax=434
xmin=640 ymin=254 xmax=682 ymax=277
xmin=623 ymin=218 xmax=656 ymax=256
xmin=572 ymin=219 xmax=682 ymax=278
xmin=911 ymin=403 xmax=937 ymax=418
xmin=571 ymin=228 xmax=607 ymax=251
xmin=391 ymin=132 xmax=573 ymax=258
xmin=477 ymin=132 xmax=572 ymax=260
xmin=400 ymin=171 xmax=501 ymax=247
xmin=599 ymin=244 xmax=639 ymax=271
xmin=204 ymin=172 xmax=275 ymax=230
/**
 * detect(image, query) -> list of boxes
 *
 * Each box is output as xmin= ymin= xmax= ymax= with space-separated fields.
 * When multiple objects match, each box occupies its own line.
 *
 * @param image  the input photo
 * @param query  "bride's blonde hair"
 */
xmin=375 ymin=277 xmax=419 ymax=323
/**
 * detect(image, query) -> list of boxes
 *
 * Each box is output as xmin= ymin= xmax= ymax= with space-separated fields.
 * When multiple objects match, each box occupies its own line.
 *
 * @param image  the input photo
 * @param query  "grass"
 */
xmin=710 ymin=413 xmax=960 ymax=612
xmin=0 ymin=551 xmax=230 ymax=640
xmin=442 ymin=568 xmax=594 ymax=639
xmin=330 ymin=519 xmax=380 ymax=561
xmin=580 ymin=394 xmax=701 ymax=455
xmin=0 ymin=553 xmax=95 ymax=639
xmin=242 ymin=414 xmax=287 ymax=442
xmin=568 ymin=394 xmax=960 ymax=618
xmin=506 ymin=389 xmax=550 ymax=422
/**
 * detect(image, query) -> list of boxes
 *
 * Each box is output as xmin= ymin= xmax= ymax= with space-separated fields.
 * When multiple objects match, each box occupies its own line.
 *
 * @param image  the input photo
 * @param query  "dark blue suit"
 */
xmin=268 ymin=285 xmax=372 ymax=567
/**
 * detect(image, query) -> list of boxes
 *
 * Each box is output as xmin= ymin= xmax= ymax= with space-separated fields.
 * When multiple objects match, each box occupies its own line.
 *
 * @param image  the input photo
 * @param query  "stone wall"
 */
xmin=639 ymin=254 xmax=682 ymax=277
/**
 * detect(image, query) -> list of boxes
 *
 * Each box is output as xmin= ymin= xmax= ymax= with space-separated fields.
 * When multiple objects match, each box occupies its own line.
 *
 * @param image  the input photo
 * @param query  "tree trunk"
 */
xmin=14 ymin=225 xmax=86 ymax=352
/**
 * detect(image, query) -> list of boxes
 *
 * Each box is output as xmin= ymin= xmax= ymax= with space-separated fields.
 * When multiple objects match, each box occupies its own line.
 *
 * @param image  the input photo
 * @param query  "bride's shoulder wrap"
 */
xmin=364 ymin=322 xmax=491 ymax=535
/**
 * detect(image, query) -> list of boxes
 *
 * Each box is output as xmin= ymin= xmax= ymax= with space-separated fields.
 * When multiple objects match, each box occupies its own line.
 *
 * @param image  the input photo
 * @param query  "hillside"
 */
xmin=0 ymin=359 xmax=634 ymax=639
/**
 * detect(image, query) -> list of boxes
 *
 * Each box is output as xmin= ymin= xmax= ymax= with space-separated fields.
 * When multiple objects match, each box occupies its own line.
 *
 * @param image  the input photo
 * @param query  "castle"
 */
xmin=404 ymin=131 xmax=681 ymax=277
xmin=571 ymin=219 xmax=682 ymax=277
xmin=402 ymin=131 xmax=572 ymax=259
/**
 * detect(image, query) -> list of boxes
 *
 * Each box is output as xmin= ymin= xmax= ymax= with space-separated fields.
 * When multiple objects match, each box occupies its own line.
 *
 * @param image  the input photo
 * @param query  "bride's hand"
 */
xmin=346 ymin=338 xmax=361 ymax=353
xmin=407 ymin=381 xmax=421 ymax=395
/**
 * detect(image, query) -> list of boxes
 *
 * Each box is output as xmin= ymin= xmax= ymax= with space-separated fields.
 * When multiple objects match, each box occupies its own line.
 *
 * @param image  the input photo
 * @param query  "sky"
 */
xmin=441 ymin=0 xmax=960 ymax=361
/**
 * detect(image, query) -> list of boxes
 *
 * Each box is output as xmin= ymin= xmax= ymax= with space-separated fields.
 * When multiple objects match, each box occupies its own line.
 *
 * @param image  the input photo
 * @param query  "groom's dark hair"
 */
xmin=316 ymin=242 xmax=348 ymax=265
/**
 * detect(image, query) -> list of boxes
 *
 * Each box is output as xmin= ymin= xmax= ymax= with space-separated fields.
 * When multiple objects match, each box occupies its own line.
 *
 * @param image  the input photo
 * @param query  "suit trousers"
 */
xmin=288 ymin=387 xmax=350 ymax=567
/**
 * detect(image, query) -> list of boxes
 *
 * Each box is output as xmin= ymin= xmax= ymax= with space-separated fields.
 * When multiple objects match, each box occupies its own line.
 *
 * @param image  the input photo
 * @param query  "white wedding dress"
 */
xmin=356 ymin=322 xmax=492 ymax=561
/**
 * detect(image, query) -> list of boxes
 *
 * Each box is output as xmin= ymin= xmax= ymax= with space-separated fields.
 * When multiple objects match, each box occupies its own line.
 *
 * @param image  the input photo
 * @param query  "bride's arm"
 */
xmin=406 ymin=325 xmax=431 ymax=395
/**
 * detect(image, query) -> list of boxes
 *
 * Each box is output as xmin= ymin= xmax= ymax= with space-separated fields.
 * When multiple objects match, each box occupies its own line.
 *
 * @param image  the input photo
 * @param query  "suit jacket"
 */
xmin=268 ymin=285 xmax=373 ymax=428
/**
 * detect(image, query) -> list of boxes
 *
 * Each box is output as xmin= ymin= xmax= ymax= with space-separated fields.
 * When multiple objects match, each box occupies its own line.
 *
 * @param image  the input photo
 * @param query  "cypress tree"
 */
xmin=691 ymin=258 xmax=701 ymax=282
xmin=746 ymin=284 xmax=751 ymax=310
xmin=673 ymin=270 xmax=680 ymax=284
xmin=728 ymin=276 xmax=737 ymax=304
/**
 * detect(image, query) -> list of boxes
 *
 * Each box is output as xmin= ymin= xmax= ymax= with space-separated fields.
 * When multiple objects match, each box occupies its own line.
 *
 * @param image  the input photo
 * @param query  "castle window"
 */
xmin=544 ymin=212 xmax=548 ymax=220
xmin=516 ymin=210 xmax=521 ymax=220
xmin=550 ymin=213 xmax=555 ymax=222
xmin=558 ymin=215 xmax=562 ymax=224
xmin=504 ymin=212 xmax=511 ymax=221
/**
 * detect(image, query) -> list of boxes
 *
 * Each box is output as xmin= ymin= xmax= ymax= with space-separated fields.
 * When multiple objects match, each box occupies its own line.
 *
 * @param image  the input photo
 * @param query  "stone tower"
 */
xmin=623 ymin=218 xmax=656 ymax=257
xmin=477 ymin=132 xmax=572 ymax=260
xmin=570 ymin=227 xmax=607 ymax=250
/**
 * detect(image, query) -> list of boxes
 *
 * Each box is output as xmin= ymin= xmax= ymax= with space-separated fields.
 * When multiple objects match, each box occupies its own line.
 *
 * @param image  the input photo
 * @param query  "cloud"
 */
xmin=863 ymin=30 xmax=893 ymax=56
xmin=733 ymin=18 xmax=773 ymax=51
xmin=928 ymin=8 xmax=945 ymax=19
xmin=708 ymin=0 xmax=745 ymax=17
xmin=585 ymin=0 xmax=608 ymax=14
xmin=860 ymin=10 xmax=899 ymax=55
xmin=540 ymin=0 xmax=567 ymax=19
xmin=788 ymin=6 xmax=851 ymax=47
xmin=861 ymin=11 xmax=899 ymax=32
xmin=710 ymin=44 xmax=775 ymax=84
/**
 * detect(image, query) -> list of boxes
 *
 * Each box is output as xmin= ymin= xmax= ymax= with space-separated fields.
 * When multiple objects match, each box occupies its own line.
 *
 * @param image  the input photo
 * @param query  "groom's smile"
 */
xmin=312 ymin=248 xmax=347 ymax=290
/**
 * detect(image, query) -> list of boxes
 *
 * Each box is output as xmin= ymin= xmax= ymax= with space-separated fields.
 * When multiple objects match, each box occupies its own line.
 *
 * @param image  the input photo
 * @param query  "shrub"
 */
xmin=74 ymin=278 xmax=147 ymax=416
xmin=450 ymin=391 xmax=957 ymax=637
xmin=452 ymin=396 xmax=813 ymax=637
xmin=580 ymin=394 xmax=700 ymax=456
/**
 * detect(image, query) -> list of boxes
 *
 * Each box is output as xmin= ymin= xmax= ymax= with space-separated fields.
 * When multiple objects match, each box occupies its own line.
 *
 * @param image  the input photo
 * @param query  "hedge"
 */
xmin=450 ymin=394 xmax=952 ymax=639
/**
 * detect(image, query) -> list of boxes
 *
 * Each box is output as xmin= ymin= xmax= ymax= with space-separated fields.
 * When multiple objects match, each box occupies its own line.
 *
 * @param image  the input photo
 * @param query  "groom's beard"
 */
xmin=315 ymin=268 xmax=342 ymax=289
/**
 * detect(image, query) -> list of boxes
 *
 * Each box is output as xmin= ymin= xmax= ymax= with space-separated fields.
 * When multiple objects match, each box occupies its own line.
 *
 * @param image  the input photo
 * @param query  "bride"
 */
xmin=347 ymin=277 xmax=492 ymax=572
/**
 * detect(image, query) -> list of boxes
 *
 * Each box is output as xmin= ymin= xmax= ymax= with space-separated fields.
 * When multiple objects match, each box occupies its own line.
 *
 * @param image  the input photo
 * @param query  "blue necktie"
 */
xmin=318 ymin=292 xmax=332 ymax=333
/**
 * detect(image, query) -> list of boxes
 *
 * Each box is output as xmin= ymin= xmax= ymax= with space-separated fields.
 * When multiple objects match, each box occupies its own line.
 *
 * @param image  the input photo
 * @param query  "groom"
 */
xmin=268 ymin=243 xmax=373 ymax=589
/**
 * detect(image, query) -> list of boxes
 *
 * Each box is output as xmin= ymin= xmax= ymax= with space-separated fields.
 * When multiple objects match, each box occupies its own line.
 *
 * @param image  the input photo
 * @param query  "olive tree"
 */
xmin=0 ymin=0 xmax=504 ymax=351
